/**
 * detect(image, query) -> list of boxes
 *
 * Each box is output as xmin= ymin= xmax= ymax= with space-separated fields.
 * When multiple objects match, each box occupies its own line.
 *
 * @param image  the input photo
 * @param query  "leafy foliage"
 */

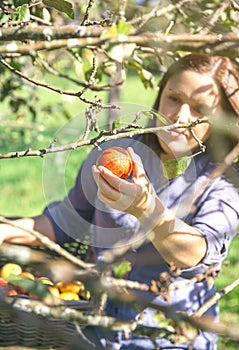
xmin=0 ymin=0 xmax=238 ymax=151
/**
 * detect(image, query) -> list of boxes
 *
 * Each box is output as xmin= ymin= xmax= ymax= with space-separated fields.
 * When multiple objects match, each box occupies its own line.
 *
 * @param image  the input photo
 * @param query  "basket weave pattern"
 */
xmin=0 ymin=299 xmax=86 ymax=348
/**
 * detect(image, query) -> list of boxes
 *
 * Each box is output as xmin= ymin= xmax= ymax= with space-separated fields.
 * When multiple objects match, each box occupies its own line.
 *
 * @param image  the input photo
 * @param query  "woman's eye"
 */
xmin=194 ymin=104 xmax=211 ymax=116
xmin=168 ymin=95 xmax=179 ymax=103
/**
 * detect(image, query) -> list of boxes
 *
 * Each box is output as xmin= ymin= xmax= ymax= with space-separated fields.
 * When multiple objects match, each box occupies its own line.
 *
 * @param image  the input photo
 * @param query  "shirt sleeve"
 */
xmin=179 ymin=178 xmax=239 ymax=279
xmin=191 ymin=178 xmax=239 ymax=266
xmin=43 ymin=157 xmax=98 ymax=245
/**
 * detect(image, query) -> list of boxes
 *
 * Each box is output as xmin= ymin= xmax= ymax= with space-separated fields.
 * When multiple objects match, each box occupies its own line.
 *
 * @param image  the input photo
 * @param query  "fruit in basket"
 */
xmin=96 ymin=146 xmax=132 ymax=179
xmin=59 ymin=291 xmax=80 ymax=300
xmin=0 ymin=263 xmax=22 ymax=278
xmin=0 ymin=277 xmax=8 ymax=287
xmin=0 ymin=264 xmax=91 ymax=302
xmin=20 ymin=272 xmax=35 ymax=280
xmin=56 ymin=281 xmax=82 ymax=294
xmin=48 ymin=286 xmax=60 ymax=298
xmin=38 ymin=277 xmax=54 ymax=285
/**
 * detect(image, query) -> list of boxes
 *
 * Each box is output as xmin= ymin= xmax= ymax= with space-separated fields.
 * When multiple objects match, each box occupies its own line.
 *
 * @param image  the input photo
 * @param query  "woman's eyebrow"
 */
xmin=168 ymin=88 xmax=184 ymax=95
xmin=192 ymin=83 xmax=214 ymax=96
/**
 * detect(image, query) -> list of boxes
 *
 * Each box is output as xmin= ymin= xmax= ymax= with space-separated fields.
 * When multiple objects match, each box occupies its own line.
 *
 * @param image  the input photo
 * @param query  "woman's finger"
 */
xmin=92 ymin=165 xmax=121 ymax=200
xmin=96 ymin=165 xmax=132 ymax=194
xmin=127 ymin=147 xmax=150 ymax=187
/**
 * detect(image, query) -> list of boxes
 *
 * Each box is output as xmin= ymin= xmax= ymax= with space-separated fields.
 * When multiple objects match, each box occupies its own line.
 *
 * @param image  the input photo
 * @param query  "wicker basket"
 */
xmin=0 ymin=296 xmax=96 ymax=349
xmin=0 ymin=239 xmax=95 ymax=348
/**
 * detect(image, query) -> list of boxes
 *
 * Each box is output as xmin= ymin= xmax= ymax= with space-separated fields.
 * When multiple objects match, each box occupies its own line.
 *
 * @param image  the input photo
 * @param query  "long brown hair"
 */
xmin=142 ymin=53 xmax=239 ymax=160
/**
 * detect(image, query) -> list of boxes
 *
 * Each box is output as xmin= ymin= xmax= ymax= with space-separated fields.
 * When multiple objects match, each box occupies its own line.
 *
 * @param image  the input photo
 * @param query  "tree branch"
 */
xmin=0 ymin=119 xmax=209 ymax=159
xmin=193 ymin=278 xmax=239 ymax=318
xmin=0 ymin=28 xmax=239 ymax=58
xmin=0 ymin=56 xmax=118 ymax=108
xmin=0 ymin=216 xmax=94 ymax=270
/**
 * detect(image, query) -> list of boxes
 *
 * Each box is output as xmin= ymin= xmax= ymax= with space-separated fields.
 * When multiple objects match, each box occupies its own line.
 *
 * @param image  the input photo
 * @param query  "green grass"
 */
xmin=1 ymin=73 xmax=239 ymax=349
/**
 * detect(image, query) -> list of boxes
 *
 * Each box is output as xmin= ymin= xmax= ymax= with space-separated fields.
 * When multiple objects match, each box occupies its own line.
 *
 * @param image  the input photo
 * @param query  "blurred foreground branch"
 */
xmin=0 ymin=118 xmax=209 ymax=159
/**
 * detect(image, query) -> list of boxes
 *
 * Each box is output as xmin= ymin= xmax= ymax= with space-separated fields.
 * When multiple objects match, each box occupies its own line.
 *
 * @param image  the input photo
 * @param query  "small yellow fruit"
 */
xmin=38 ymin=277 xmax=54 ymax=286
xmin=59 ymin=292 xmax=80 ymax=300
xmin=57 ymin=281 xmax=82 ymax=294
xmin=49 ymin=286 xmax=60 ymax=298
xmin=1 ymin=263 xmax=22 ymax=279
xmin=20 ymin=272 xmax=35 ymax=280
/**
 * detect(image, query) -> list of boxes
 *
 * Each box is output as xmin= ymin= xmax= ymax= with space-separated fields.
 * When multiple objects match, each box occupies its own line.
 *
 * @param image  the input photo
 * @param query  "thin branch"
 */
xmin=118 ymin=0 xmax=128 ymax=22
xmin=0 ymin=119 xmax=209 ymax=159
xmin=132 ymin=5 xmax=161 ymax=32
xmin=36 ymin=54 xmax=124 ymax=91
xmin=101 ymin=275 xmax=150 ymax=292
xmin=198 ymin=0 xmax=231 ymax=35
xmin=129 ymin=0 xmax=193 ymax=27
xmin=0 ymin=57 xmax=117 ymax=109
xmin=30 ymin=14 xmax=52 ymax=26
xmin=189 ymin=128 xmax=207 ymax=153
xmin=81 ymin=0 xmax=96 ymax=25
xmin=0 ymin=216 xmax=94 ymax=270
xmin=193 ymin=278 xmax=239 ymax=318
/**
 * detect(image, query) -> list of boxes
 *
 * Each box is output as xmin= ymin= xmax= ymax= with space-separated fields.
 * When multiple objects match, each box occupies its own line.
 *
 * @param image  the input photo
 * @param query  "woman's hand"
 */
xmin=92 ymin=147 xmax=207 ymax=268
xmin=92 ymin=147 xmax=158 ymax=219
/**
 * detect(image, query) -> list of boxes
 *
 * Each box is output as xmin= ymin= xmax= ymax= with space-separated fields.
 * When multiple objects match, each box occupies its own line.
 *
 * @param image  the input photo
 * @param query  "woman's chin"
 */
xmin=161 ymin=142 xmax=193 ymax=160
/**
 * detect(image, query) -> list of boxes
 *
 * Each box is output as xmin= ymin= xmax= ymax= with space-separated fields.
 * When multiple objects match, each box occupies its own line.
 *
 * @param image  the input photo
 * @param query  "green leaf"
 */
xmin=117 ymin=20 xmax=133 ymax=36
xmin=44 ymin=0 xmax=74 ymax=19
xmin=141 ymin=111 xmax=154 ymax=119
xmin=138 ymin=68 xmax=155 ymax=89
xmin=13 ymin=0 xmax=30 ymax=7
xmin=154 ymin=311 xmax=172 ymax=327
xmin=12 ymin=4 xmax=30 ymax=22
xmin=125 ymin=58 xmax=154 ymax=89
xmin=6 ymin=275 xmax=54 ymax=300
xmin=101 ymin=20 xmax=133 ymax=40
xmin=162 ymin=156 xmax=189 ymax=180
xmin=150 ymin=111 xmax=169 ymax=125
xmin=112 ymin=117 xmax=123 ymax=130
xmin=233 ymin=157 xmax=239 ymax=163
xmin=113 ymin=260 xmax=132 ymax=278
xmin=103 ymin=61 xmax=117 ymax=77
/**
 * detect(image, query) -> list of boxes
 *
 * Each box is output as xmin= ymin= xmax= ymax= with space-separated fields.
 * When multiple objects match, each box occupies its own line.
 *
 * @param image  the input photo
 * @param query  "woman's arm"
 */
xmin=0 ymin=214 xmax=56 ymax=246
xmin=0 ymin=155 xmax=98 ymax=247
xmin=92 ymin=147 xmax=207 ymax=269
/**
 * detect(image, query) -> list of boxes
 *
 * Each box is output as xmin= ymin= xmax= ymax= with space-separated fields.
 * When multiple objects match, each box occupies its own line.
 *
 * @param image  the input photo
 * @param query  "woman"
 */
xmin=1 ymin=54 xmax=239 ymax=349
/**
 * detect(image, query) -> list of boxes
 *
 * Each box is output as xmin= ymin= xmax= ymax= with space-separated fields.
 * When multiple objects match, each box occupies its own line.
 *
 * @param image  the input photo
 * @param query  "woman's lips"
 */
xmin=169 ymin=129 xmax=188 ymax=138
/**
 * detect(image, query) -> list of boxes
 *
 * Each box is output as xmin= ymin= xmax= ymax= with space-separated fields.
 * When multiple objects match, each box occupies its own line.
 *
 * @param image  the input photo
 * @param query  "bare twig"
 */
xmin=101 ymin=275 xmax=149 ymax=292
xmin=36 ymin=54 xmax=124 ymax=91
xmin=193 ymin=278 xmax=239 ymax=318
xmin=0 ymin=119 xmax=209 ymax=159
xmin=198 ymin=0 xmax=231 ymax=35
xmin=0 ymin=216 xmax=94 ymax=270
xmin=118 ymin=0 xmax=128 ymax=22
xmin=81 ymin=0 xmax=96 ymax=25
xmin=0 ymin=57 xmax=117 ymax=109
xmin=129 ymin=0 xmax=193 ymax=27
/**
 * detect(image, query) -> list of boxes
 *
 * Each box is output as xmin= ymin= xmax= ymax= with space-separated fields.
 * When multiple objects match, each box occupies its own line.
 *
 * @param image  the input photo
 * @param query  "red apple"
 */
xmin=96 ymin=147 xmax=132 ymax=179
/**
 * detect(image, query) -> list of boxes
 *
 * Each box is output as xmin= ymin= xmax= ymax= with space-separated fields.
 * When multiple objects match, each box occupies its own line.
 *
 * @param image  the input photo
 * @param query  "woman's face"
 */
xmin=157 ymin=70 xmax=222 ymax=160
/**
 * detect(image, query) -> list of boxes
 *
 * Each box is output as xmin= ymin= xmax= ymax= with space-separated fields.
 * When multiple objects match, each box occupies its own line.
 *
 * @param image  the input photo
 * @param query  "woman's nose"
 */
xmin=176 ymin=103 xmax=191 ymax=123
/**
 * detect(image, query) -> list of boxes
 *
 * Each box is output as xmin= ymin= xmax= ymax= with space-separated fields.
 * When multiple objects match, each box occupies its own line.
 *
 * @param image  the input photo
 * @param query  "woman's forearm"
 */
xmin=0 ymin=214 xmax=56 ymax=246
xmin=139 ymin=197 xmax=207 ymax=269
